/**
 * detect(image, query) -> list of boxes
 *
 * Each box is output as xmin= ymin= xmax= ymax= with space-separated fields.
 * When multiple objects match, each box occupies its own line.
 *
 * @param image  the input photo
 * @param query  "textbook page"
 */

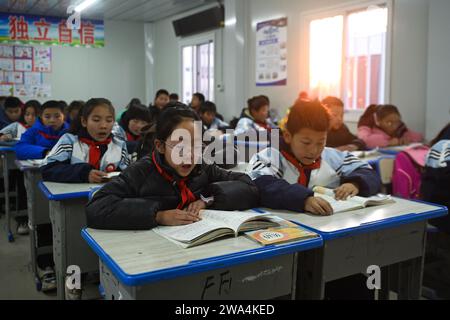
xmin=313 ymin=187 xmax=394 ymax=213
xmin=154 ymin=218 xmax=226 ymax=244
xmin=153 ymin=210 xmax=274 ymax=244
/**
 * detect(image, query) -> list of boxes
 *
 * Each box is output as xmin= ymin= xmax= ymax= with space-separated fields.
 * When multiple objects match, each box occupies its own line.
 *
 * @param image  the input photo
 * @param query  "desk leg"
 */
xmin=2 ymin=154 xmax=13 ymax=242
xmin=49 ymin=201 xmax=65 ymax=300
xmin=50 ymin=199 xmax=99 ymax=300
xmin=296 ymin=247 xmax=325 ymax=300
xmin=379 ymin=265 xmax=391 ymax=300
xmin=396 ymin=257 xmax=424 ymax=300
xmin=24 ymin=171 xmax=52 ymax=290
xmin=290 ymin=252 xmax=298 ymax=300
xmin=393 ymin=224 xmax=427 ymax=300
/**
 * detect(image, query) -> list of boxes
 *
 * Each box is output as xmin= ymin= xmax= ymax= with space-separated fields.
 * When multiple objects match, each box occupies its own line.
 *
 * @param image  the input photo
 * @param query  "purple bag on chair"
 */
xmin=392 ymin=145 xmax=429 ymax=199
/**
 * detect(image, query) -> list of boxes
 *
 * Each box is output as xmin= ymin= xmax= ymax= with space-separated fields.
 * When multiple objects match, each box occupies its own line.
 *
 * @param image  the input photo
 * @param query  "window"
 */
xmin=309 ymin=5 xmax=388 ymax=110
xmin=181 ymin=40 xmax=214 ymax=104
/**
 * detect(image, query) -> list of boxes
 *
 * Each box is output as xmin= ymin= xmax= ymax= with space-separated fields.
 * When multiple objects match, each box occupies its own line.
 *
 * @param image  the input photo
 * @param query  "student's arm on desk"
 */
xmin=254 ymin=175 xmax=314 ymax=212
xmin=357 ymin=126 xmax=389 ymax=149
xmin=86 ymin=161 xmax=161 ymax=230
xmin=340 ymin=168 xmax=381 ymax=197
xmin=15 ymin=128 xmax=47 ymax=160
xmin=41 ymin=160 xmax=93 ymax=183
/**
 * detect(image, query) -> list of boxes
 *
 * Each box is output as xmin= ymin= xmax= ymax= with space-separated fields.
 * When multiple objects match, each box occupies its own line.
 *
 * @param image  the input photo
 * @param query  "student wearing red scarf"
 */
xmin=248 ymin=99 xmax=381 ymax=216
xmin=42 ymin=98 xmax=130 ymax=183
xmin=86 ymin=106 xmax=259 ymax=230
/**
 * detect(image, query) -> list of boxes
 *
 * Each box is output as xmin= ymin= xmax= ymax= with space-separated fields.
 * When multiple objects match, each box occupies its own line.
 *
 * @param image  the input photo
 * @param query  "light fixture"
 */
xmin=75 ymin=0 xmax=98 ymax=13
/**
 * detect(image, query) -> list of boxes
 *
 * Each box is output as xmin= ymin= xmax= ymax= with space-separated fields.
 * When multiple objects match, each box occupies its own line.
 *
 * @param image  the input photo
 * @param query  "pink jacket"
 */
xmin=357 ymin=126 xmax=423 ymax=149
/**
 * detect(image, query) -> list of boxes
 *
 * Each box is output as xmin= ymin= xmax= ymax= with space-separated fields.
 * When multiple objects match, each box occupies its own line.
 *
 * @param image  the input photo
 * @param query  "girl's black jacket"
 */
xmin=86 ymin=152 xmax=260 ymax=230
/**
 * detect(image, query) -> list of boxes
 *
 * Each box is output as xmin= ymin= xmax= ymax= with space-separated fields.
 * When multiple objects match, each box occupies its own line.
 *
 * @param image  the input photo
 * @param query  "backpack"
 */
xmin=392 ymin=145 xmax=429 ymax=199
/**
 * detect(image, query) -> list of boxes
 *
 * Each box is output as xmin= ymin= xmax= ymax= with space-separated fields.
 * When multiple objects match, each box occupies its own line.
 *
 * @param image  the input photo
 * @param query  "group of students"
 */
xmin=0 ymin=90 xmax=448 ymax=297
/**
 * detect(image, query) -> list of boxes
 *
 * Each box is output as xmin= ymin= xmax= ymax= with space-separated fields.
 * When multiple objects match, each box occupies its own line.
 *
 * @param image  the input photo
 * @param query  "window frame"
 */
xmin=300 ymin=0 xmax=393 ymax=121
xmin=179 ymin=31 xmax=216 ymax=104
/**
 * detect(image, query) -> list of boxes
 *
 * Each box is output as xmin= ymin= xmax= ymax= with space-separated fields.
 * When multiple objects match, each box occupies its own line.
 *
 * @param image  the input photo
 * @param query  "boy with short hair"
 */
xmin=199 ymin=101 xmax=229 ymax=132
xmin=0 ymin=97 xmax=23 ymax=129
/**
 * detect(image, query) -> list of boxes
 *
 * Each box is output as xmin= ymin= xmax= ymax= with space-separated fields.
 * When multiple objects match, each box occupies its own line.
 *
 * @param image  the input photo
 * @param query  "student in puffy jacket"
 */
xmin=86 ymin=106 xmax=260 ymax=230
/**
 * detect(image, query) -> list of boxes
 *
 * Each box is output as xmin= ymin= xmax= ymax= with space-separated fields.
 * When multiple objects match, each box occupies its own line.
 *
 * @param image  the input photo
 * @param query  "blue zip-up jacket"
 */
xmin=15 ymin=119 xmax=69 ymax=160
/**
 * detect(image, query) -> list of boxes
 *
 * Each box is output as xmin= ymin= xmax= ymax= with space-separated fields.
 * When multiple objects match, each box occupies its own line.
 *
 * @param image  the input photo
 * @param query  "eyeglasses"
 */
xmin=164 ymin=141 xmax=205 ymax=158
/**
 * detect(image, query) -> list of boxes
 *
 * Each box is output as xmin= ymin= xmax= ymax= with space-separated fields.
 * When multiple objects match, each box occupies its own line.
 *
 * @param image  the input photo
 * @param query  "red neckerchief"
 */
xmin=281 ymin=150 xmax=322 ymax=187
xmin=152 ymin=152 xmax=197 ymax=210
xmin=126 ymin=132 xmax=140 ymax=142
xmin=38 ymin=131 xmax=61 ymax=140
xmin=79 ymin=137 xmax=113 ymax=170
xmin=19 ymin=122 xmax=30 ymax=129
xmin=255 ymin=121 xmax=272 ymax=132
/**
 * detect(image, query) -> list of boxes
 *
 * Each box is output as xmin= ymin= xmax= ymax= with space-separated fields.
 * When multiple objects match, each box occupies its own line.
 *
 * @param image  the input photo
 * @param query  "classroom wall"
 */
xmin=146 ymin=2 xmax=223 ymax=106
xmin=245 ymin=0 xmax=429 ymax=134
xmin=148 ymin=0 xmax=437 ymax=137
xmin=46 ymin=20 xmax=146 ymax=114
xmin=426 ymin=0 xmax=450 ymax=141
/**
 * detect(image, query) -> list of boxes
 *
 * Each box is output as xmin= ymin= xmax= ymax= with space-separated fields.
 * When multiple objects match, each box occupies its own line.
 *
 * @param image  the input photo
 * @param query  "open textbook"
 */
xmin=313 ymin=186 xmax=395 ymax=213
xmin=153 ymin=210 xmax=282 ymax=248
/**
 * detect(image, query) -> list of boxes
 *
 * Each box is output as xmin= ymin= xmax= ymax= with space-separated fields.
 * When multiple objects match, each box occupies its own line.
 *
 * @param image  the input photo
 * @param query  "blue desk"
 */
xmin=81 ymin=226 xmax=322 ymax=300
xmin=262 ymin=198 xmax=448 ymax=299
xmin=38 ymin=181 xmax=103 ymax=300
xmin=0 ymin=146 xmax=19 ymax=242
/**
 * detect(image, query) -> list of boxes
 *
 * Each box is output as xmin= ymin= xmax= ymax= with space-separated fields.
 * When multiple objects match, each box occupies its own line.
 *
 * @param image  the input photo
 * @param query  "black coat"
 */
xmin=86 ymin=153 xmax=260 ymax=230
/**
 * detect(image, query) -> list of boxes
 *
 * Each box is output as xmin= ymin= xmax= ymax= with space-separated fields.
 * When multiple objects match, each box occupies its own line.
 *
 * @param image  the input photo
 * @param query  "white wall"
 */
xmin=148 ymin=3 xmax=222 ymax=106
xmin=426 ymin=0 xmax=450 ymax=140
xmin=389 ymin=0 xmax=429 ymax=136
xmin=45 ymin=20 xmax=146 ymax=114
xmin=244 ymin=0 xmax=429 ymax=135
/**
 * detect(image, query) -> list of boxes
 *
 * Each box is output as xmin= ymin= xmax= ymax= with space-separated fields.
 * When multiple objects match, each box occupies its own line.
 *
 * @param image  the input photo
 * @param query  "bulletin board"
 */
xmin=0 ymin=44 xmax=51 ymax=99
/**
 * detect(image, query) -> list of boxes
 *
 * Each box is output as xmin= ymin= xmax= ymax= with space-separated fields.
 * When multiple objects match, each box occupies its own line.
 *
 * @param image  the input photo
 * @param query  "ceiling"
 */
xmin=0 ymin=0 xmax=220 ymax=22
